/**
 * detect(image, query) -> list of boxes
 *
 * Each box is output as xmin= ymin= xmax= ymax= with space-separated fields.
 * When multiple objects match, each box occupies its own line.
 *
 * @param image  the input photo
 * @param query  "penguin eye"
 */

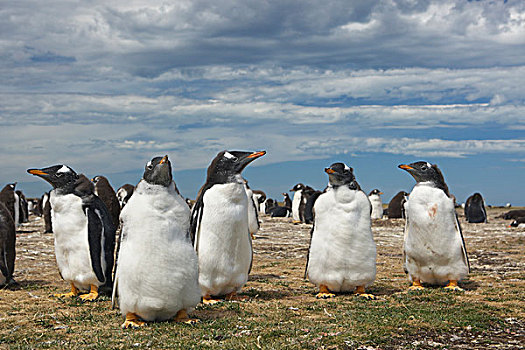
xmin=147 ymin=165 xmax=154 ymax=170
xmin=420 ymin=165 xmax=428 ymax=171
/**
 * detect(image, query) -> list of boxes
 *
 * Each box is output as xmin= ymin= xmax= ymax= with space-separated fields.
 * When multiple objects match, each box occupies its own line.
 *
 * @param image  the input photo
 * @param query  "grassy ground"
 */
xmin=1 ymin=207 xmax=524 ymax=349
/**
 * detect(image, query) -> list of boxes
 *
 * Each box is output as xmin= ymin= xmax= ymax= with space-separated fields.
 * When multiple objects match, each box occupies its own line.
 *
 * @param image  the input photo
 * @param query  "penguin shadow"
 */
xmin=15 ymin=229 xmax=39 ymax=234
xmin=457 ymin=279 xmax=479 ymax=291
xmin=366 ymin=284 xmax=404 ymax=297
xmin=2 ymin=279 xmax=49 ymax=291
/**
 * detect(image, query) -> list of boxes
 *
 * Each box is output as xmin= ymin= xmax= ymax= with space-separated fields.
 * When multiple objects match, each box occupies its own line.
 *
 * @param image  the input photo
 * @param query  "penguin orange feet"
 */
xmin=444 ymin=280 xmax=464 ymax=292
xmin=316 ymin=285 xmax=336 ymax=299
xmin=225 ymin=291 xmax=249 ymax=302
xmin=121 ymin=313 xmax=146 ymax=329
xmin=355 ymin=285 xmax=376 ymax=300
xmin=202 ymin=295 xmax=222 ymax=305
xmin=173 ymin=309 xmax=199 ymax=325
xmin=79 ymin=285 xmax=99 ymax=302
xmin=54 ymin=283 xmax=79 ymax=298
xmin=408 ymin=279 xmax=424 ymax=291
xmin=250 ymin=232 xmax=256 ymax=240
xmin=292 ymin=220 xmax=302 ymax=224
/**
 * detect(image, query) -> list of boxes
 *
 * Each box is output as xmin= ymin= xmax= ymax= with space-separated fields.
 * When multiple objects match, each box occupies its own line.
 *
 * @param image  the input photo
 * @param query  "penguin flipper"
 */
xmin=454 ymin=212 xmax=470 ymax=273
xmin=84 ymin=206 xmax=106 ymax=283
xmin=402 ymin=202 xmax=409 ymax=274
xmin=304 ymin=209 xmax=316 ymax=280
xmin=111 ymin=265 xmax=119 ymax=309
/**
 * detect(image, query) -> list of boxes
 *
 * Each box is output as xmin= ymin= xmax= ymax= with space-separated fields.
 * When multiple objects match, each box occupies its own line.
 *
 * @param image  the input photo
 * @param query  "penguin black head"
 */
xmin=369 ymin=189 xmax=383 ymax=196
xmin=325 ymin=162 xmax=356 ymax=188
xmin=91 ymin=175 xmax=109 ymax=185
xmin=143 ymin=155 xmax=172 ymax=187
xmin=290 ymin=183 xmax=304 ymax=192
xmin=27 ymin=165 xmax=79 ymax=193
xmin=398 ymin=161 xmax=450 ymax=196
xmin=470 ymin=193 xmax=483 ymax=203
xmin=206 ymin=150 xmax=266 ymax=184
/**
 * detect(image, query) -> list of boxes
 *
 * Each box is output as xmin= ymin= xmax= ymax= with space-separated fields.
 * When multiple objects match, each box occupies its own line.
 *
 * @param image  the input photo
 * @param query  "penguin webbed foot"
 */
xmin=54 ymin=283 xmax=79 ymax=298
xmin=202 ymin=295 xmax=222 ymax=305
xmin=79 ymin=285 xmax=99 ymax=302
xmin=355 ymin=286 xmax=376 ymax=300
xmin=173 ymin=309 xmax=199 ymax=325
xmin=444 ymin=280 xmax=464 ymax=292
xmin=122 ymin=313 xmax=146 ymax=329
xmin=408 ymin=279 xmax=425 ymax=291
xmin=316 ymin=285 xmax=336 ymax=299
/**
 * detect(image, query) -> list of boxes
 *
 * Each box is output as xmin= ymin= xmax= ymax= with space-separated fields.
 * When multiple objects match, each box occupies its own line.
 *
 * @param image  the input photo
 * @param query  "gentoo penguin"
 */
xmin=399 ymin=161 xmax=469 ymax=291
xmin=263 ymin=198 xmax=276 ymax=214
xmin=116 ymin=184 xmax=135 ymax=209
xmin=252 ymin=190 xmax=266 ymax=214
xmin=269 ymin=205 xmax=291 ymax=218
xmin=190 ymin=150 xmax=265 ymax=304
xmin=282 ymin=193 xmax=292 ymax=209
xmin=92 ymin=175 xmax=121 ymax=229
xmin=509 ymin=217 xmax=525 ymax=228
xmin=113 ymin=155 xmax=200 ymax=328
xmin=387 ymin=191 xmax=408 ymax=219
xmin=290 ymin=183 xmax=306 ymax=223
xmin=304 ymin=190 xmax=322 ymax=224
xmin=368 ymin=189 xmax=384 ymax=220
xmin=16 ymin=190 xmax=29 ymax=224
xmin=501 ymin=210 xmax=525 ymax=220
xmin=27 ymin=165 xmax=116 ymax=300
xmin=464 ymin=193 xmax=487 ymax=223
xmin=243 ymin=181 xmax=260 ymax=240
xmin=0 ymin=202 xmax=16 ymax=285
xmin=0 ymin=183 xmax=18 ymax=226
xmin=40 ymin=191 xmax=53 ymax=233
xmin=306 ymin=162 xmax=376 ymax=299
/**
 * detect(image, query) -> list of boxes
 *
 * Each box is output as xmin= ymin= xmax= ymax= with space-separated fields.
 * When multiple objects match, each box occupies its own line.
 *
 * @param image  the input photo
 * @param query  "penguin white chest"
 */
xmin=291 ymin=190 xmax=303 ymax=221
xmin=307 ymin=187 xmax=376 ymax=291
xmin=116 ymin=181 xmax=200 ymax=321
xmin=404 ymin=184 xmax=468 ymax=284
xmin=196 ymin=183 xmax=252 ymax=296
xmin=50 ymin=192 xmax=99 ymax=290
xmin=369 ymin=194 xmax=383 ymax=219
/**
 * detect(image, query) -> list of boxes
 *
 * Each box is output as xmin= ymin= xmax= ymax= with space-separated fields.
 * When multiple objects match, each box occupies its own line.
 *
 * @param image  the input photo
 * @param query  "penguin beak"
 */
xmin=159 ymin=155 xmax=168 ymax=164
xmin=247 ymin=151 xmax=266 ymax=159
xmin=27 ymin=169 xmax=49 ymax=176
xmin=325 ymin=168 xmax=335 ymax=174
xmin=398 ymin=164 xmax=414 ymax=171
xmin=379 ymin=192 xmax=384 ymax=195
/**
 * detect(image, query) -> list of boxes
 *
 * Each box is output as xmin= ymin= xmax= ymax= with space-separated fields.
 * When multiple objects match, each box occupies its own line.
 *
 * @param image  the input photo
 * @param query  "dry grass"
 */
xmin=1 ymin=207 xmax=524 ymax=349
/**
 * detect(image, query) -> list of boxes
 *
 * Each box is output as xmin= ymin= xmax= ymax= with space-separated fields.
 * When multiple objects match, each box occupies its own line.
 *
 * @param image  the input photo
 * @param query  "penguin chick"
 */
xmin=306 ymin=162 xmax=376 ymax=299
xmin=27 ymin=165 xmax=116 ymax=301
xmin=113 ymin=155 xmax=200 ymax=328
xmin=191 ymin=150 xmax=265 ymax=304
xmin=399 ymin=161 xmax=469 ymax=292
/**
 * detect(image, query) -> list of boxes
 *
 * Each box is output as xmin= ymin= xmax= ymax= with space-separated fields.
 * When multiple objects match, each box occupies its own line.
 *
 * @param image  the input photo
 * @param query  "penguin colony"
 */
xmin=1 ymin=152 xmax=522 ymax=330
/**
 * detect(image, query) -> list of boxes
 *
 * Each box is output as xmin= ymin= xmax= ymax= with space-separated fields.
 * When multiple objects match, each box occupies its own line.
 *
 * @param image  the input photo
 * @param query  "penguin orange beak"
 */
xmin=325 ymin=168 xmax=335 ymax=174
xmin=398 ymin=164 xmax=414 ymax=170
xmin=159 ymin=155 xmax=168 ymax=164
xmin=27 ymin=169 xmax=48 ymax=176
xmin=379 ymin=192 xmax=384 ymax=195
xmin=247 ymin=151 xmax=266 ymax=159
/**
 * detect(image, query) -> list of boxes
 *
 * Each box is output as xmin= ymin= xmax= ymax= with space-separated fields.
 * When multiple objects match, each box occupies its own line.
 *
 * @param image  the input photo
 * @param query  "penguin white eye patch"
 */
xmin=57 ymin=165 xmax=71 ymax=174
xmin=224 ymin=152 xmax=236 ymax=160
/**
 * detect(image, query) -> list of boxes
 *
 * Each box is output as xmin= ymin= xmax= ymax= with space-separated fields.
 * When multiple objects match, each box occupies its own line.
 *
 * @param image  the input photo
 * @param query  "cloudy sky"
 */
xmin=1 ymin=0 xmax=524 ymax=205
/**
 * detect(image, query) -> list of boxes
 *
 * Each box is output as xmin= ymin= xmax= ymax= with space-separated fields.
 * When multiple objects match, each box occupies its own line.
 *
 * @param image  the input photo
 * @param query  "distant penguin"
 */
xmin=282 ymin=193 xmax=292 ymax=209
xmin=387 ymin=191 xmax=408 ymax=219
xmin=509 ymin=217 xmax=525 ymax=228
xmin=243 ymin=181 xmax=260 ymax=239
xmin=28 ymin=165 xmax=116 ymax=300
xmin=0 ymin=202 xmax=16 ymax=285
xmin=290 ymin=183 xmax=305 ymax=223
xmin=368 ymin=189 xmax=384 ymax=220
xmin=0 ymin=183 xmax=17 ymax=226
xmin=304 ymin=190 xmax=322 ymax=224
xmin=269 ymin=206 xmax=291 ymax=218
xmin=464 ymin=193 xmax=487 ymax=223
xmin=399 ymin=161 xmax=469 ymax=291
xmin=15 ymin=190 xmax=29 ymax=224
xmin=263 ymin=198 xmax=276 ymax=214
xmin=501 ymin=210 xmax=525 ymax=220
xmin=252 ymin=190 xmax=266 ymax=213
xmin=40 ymin=191 xmax=53 ymax=233
xmin=190 ymin=150 xmax=265 ymax=304
xmin=117 ymin=184 xmax=135 ymax=209
xmin=306 ymin=163 xmax=376 ymax=299
xmin=113 ymin=155 xmax=200 ymax=328
xmin=92 ymin=175 xmax=121 ymax=229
